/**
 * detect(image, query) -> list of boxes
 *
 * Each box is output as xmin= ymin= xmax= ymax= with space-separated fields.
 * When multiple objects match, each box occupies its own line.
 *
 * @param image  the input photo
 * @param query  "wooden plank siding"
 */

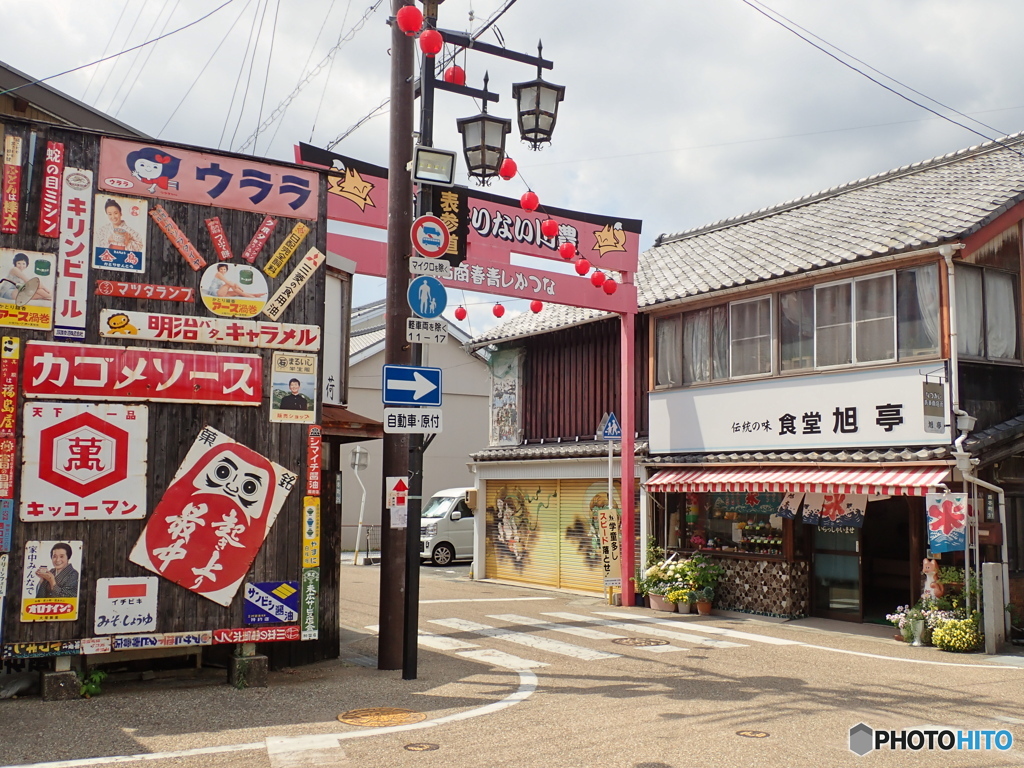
xmin=0 ymin=118 xmax=343 ymax=667
xmin=519 ymin=314 xmax=648 ymax=441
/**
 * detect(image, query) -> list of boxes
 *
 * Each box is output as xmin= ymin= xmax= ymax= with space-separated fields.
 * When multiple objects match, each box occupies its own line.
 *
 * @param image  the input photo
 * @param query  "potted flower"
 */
xmin=694 ymin=586 xmax=715 ymax=615
xmin=667 ymin=586 xmax=697 ymax=614
xmin=635 ymin=557 xmax=691 ymax=612
xmin=938 ymin=565 xmax=965 ymax=594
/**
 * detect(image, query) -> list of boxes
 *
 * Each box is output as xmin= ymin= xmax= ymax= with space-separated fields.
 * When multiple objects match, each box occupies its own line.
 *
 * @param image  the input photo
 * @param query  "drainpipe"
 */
xmin=942 ymin=244 xmax=1011 ymax=641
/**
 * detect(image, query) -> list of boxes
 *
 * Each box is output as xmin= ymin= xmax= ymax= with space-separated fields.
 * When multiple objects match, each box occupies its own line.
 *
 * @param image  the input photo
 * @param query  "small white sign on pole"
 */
xmin=406 ymin=317 xmax=449 ymax=345
xmin=387 ymin=476 xmax=409 ymax=529
xmin=410 ymin=256 xmax=453 ymax=278
xmin=384 ymin=408 xmax=443 ymax=434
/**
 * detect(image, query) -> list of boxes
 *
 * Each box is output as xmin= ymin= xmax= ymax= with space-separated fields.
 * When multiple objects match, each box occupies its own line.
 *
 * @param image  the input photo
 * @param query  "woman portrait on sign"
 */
xmin=212 ymin=264 xmax=266 ymax=299
xmin=96 ymin=198 xmax=144 ymax=252
xmin=35 ymin=542 xmax=79 ymax=599
xmin=1 ymin=252 xmax=52 ymax=303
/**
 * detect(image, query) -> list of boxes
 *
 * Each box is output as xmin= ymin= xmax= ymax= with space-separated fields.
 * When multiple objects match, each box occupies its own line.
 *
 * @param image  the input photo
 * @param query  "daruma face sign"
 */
xmin=129 ymin=427 xmax=297 ymax=606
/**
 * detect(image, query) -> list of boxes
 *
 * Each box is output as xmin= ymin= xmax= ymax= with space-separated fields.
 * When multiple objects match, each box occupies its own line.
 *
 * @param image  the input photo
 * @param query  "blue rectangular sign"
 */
xmin=382 ymin=364 xmax=442 ymax=407
xmin=244 ymin=581 xmax=300 ymax=625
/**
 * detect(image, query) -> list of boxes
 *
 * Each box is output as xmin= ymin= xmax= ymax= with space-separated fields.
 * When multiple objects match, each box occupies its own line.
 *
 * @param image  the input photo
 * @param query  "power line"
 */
xmin=254 ymin=0 xmax=282 ymax=156
xmin=739 ymin=0 xmax=1024 ymax=162
xmin=229 ymin=0 xmax=272 ymax=151
xmin=219 ymin=0 xmax=263 ymax=149
xmin=0 ymin=0 xmax=237 ymax=101
xmin=82 ymin=0 xmax=131 ymax=102
xmin=114 ymin=0 xmax=182 ymax=118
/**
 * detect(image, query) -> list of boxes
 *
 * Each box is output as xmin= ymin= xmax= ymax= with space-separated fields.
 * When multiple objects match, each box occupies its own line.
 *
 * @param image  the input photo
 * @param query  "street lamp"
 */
xmin=456 ymin=76 xmax=511 ymax=184
xmin=350 ymin=444 xmax=369 ymax=565
xmin=511 ymin=43 xmax=565 ymax=150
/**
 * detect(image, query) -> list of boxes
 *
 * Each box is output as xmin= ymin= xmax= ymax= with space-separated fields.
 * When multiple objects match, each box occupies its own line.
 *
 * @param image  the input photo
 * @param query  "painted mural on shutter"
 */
xmin=484 ymin=480 xmax=558 ymax=587
xmin=558 ymin=479 xmax=621 ymax=593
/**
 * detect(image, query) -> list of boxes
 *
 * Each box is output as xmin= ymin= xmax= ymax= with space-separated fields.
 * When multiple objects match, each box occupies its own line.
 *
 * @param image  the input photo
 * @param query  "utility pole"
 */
xmin=378 ymin=0 xmax=416 ymax=671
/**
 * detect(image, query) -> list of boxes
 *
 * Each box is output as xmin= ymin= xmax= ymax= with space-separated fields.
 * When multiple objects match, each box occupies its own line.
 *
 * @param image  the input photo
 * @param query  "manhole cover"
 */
xmin=736 ymin=730 xmax=770 ymax=738
xmin=612 ymin=637 xmax=670 ymax=647
xmin=404 ymin=743 xmax=440 ymax=752
xmin=338 ymin=707 xmax=427 ymax=727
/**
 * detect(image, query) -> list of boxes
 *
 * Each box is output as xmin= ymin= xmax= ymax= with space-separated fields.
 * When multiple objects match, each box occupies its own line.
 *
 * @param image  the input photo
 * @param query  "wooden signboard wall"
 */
xmin=0 ymin=118 xmax=339 ymax=669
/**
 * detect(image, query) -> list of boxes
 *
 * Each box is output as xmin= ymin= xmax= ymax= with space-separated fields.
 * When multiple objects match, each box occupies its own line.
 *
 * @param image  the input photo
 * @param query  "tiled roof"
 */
xmin=350 ymin=325 xmax=385 ymax=356
xmin=963 ymin=414 xmax=1024 ymax=455
xmin=469 ymin=304 xmax=611 ymax=347
xmin=646 ymin=447 xmax=952 ymax=464
xmin=471 ymin=439 xmax=647 ymax=462
xmin=639 ymin=132 xmax=1024 ymax=307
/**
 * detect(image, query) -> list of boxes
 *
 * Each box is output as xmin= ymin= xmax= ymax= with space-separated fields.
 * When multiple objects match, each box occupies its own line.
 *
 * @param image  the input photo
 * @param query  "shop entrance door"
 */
xmin=811 ymin=526 xmax=862 ymax=621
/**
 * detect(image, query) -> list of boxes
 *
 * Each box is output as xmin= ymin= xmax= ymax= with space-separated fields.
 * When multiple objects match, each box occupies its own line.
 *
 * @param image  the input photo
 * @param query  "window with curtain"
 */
xmin=780 ymin=288 xmax=814 ymax=371
xmin=655 ymin=315 xmax=682 ymax=388
xmin=897 ymin=263 xmax=940 ymax=359
xmin=683 ymin=308 xmax=711 ymax=384
xmin=730 ymin=297 xmax=772 ymax=376
xmin=957 ymin=264 xmax=1019 ymax=361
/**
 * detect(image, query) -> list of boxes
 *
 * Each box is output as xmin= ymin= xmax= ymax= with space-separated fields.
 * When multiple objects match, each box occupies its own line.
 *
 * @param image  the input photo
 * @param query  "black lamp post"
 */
xmin=512 ymin=43 xmax=565 ymax=150
xmin=456 ymin=75 xmax=511 ymax=184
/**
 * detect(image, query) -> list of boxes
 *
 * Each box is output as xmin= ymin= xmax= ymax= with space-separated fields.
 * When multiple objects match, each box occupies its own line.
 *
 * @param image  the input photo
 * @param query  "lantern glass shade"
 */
xmin=512 ymin=77 xmax=565 ymax=149
xmin=457 ymin=112 xmax=512 ymax=182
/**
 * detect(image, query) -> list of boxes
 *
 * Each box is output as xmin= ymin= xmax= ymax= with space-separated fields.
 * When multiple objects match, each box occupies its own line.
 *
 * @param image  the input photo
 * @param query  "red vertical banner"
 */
xmin=0 ymin=336 xmax=19 ymax=499
xmin=205 ymin=216 xmax=235 ymax=261
xmin=38 ymin=141 xmax=64 ymax=238
xmin=1 ymin=136 xmax=23 ymax=235
xmin=306 ymin=425 xmax=322 ymax=497
xmin=241 ymin=215 xmax=277 ymax=264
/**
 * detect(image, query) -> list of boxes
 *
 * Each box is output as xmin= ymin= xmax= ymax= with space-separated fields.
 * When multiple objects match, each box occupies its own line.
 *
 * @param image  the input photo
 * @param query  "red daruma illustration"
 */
xmin=130 ymin=426 xmax=297 ymax=606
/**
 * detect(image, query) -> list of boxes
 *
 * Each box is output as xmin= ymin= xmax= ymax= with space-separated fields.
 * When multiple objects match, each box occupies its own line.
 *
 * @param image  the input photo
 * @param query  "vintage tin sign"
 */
xmin=205 ymin=216 xmax=235 ymax=261
xmin=99 ymin=310 xmax=321 ymax=351
xmin=241 ymin=215 xmax=277 ymax=264
xmin=270 ymin=352 xmax=317 ymax=424
xmin=20 ymin=402 xmax=148 ymax=521
xmin=54 ymin=167 xmax=93 ymax=339
xmin=262 ymin=247 xmax=325 ymax=322
xmin=306 ymin=425 xmax=321 ymax=497
xmin=111 ymin=631 xmax=212 ymax=650
xmin=300 ymin=567 xmax=319 ymax=641
xmin=150 ymin=204 xmax=206 ymax=271
xmin=94 ymin=577 xmax=158 ymax=635
xmin=95 ymin=280 xmax=194 ymax=302
xmin=0 ymin=249 xmax=56 ymax=331
xmin=92 ymin=194 xmax=147 ymax=273
xmin=199 ymin=262 xmax=268 ymax=318
xmin=1 ymin=135 xmax=22 ymax=235
xmin=263 ymin=222 xmax=310 ymax=278
xmin=212 ymin=625 xmax=300 ymax=644
xmin=37 ymin=141 xmax=64 ymax=238
xmin=244 ymin=581 xmax=299 ymax=624
xmin=23 ymin=342 xmax=262 ymax=405
xmin=129 ymin=426 xmax=297 ymax=606
xmin=21 ymin=540 xmax=82 ymax=622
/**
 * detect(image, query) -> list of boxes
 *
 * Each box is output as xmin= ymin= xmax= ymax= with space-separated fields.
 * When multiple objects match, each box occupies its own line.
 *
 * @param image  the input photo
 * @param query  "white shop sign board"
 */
xmin=94 ymin=577 xmax=158 ymax=635
xmin=649 ymin=363 xmax=950 ymax=454
xmin=20 ymin=403 xmax=148 ymax=520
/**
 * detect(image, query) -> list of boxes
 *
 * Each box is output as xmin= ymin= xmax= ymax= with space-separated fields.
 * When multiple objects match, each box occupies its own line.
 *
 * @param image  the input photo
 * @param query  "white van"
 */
xmin=420 ymin=487 xmax=476 ymax=566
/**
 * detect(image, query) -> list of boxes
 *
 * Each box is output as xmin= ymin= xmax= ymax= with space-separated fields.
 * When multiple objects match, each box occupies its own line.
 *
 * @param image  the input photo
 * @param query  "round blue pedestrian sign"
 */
xmin=407 ymin=275 xmax=447 ymax=319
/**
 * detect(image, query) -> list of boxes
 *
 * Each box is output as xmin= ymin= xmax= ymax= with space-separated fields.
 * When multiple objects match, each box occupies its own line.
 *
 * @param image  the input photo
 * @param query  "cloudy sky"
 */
xmin=2 ymin=0 xmax=1023 ymax=334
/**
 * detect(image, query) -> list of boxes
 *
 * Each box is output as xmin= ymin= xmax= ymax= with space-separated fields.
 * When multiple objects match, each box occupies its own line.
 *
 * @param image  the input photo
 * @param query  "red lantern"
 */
xmin=530 ymin=300 xmax=543 ymax=313
xmin=590 ymin=270 xmax=606 ymax=287
xmin=602 ymin=278 xmax=618 ymax=295
xmin=541 ymin=219 xmax=559 ymax=239
xmin=559 ymin=242 xmax=576 ymax=260
xmin=498 ymin=157 xmax=518 ymax=180
xmin=520 ymin=191 xmax=539 ymax=212
xmin=574 ymin=258 xmax=590 ymax=276
xmin=493 ymin=303 xmax=505 ymax=318
xmin=443 ymin=65 xmax=466 ymax=86
xmin=395 ymin=5 xmax=423 ymax=35
xmin=454 ymin=306 xmax=467 ymax=321
xmin=419 ymin=29 xmax=443 ymax=56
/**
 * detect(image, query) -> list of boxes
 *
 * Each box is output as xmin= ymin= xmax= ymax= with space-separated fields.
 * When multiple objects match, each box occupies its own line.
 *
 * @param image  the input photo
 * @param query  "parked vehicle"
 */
xmin=420 ymin=487 xmax=476 ymax=566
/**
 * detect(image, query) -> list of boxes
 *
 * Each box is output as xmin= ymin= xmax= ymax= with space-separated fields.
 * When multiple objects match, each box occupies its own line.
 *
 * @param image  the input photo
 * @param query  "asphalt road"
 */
xmin=2 ymin=562 xmax=1023 ymax=768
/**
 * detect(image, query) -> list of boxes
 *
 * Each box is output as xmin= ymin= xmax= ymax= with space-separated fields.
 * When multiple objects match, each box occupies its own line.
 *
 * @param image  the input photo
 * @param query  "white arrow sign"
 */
xmin=389 ymin=371 xmax=438 ymax=401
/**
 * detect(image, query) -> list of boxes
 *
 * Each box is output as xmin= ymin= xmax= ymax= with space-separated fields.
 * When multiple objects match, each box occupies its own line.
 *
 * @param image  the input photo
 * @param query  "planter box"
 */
xmin=647 ymin=594 xmax=676 ymax=612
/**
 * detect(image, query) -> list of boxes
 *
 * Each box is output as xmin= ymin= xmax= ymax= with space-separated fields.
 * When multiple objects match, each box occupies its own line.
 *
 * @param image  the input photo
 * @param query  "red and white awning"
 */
xmin=644 ymin=465 xmax=950 ymax=497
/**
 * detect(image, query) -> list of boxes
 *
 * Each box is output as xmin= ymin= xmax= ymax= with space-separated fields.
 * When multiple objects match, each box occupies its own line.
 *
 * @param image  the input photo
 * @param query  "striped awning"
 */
xmin=644 ymin=465 xmax=950 ymax=497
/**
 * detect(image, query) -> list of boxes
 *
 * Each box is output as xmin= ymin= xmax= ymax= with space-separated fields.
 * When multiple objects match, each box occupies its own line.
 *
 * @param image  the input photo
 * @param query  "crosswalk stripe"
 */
xmin=456 ymin=648 xmax=548 ymax=670
xmin=487 ymin=613 xmax=627 ymax=640
xmin=417 ymin=631 xmax=480 ymax=651
xmin=429 ymin=617 xmax=621 ymax=661
xmin=487 ymin=613 xmax=689 ymax=653
xmin=544 ymin=612 xmax=745 ymax=648
xmin=592 ymin=612 xmax=803 ymax=645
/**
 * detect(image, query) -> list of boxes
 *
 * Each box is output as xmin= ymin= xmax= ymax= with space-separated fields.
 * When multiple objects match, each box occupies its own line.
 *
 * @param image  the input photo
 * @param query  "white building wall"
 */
xmin=338 ymin=334 xmax=490 ymax=552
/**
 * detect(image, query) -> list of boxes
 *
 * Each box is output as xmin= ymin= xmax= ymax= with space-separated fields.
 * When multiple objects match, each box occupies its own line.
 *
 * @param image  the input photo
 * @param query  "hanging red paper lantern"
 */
xmin=493 ymin=303 xmax=505 ymax=318
xmin=498 ymin=157 xmax=517 ymax=180
xmin=419 ymin=29 xmax=443 ymax=56
xmin=530 ymin=300 xmax=543 ymax=313
xmin=520 ymin=191 xmax=539 ymax=212
xmin=395 ymin=5 xmax=423 ymax=35
xmin=454 ymin=306 xmax=467 ymax=321
xmin=559 ymin=242 xmax=576 ymax=260
xmin=443 ymin=65 xmax=466 ymax=86
xmin=574 ymin=258 xmax=591 ymax=276
xmin=602 ymin=278 xmax=618 ymax=295
xmin=541 ymin=219 xmax=559 ymax=239
xmin=590 ymin=270 xmax=606 ymax=287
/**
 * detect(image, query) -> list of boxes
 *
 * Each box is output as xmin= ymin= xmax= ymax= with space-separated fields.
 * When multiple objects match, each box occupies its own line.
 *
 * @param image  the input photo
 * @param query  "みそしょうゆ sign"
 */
xmin=129 ymin=427 xmax=297 ymax=606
